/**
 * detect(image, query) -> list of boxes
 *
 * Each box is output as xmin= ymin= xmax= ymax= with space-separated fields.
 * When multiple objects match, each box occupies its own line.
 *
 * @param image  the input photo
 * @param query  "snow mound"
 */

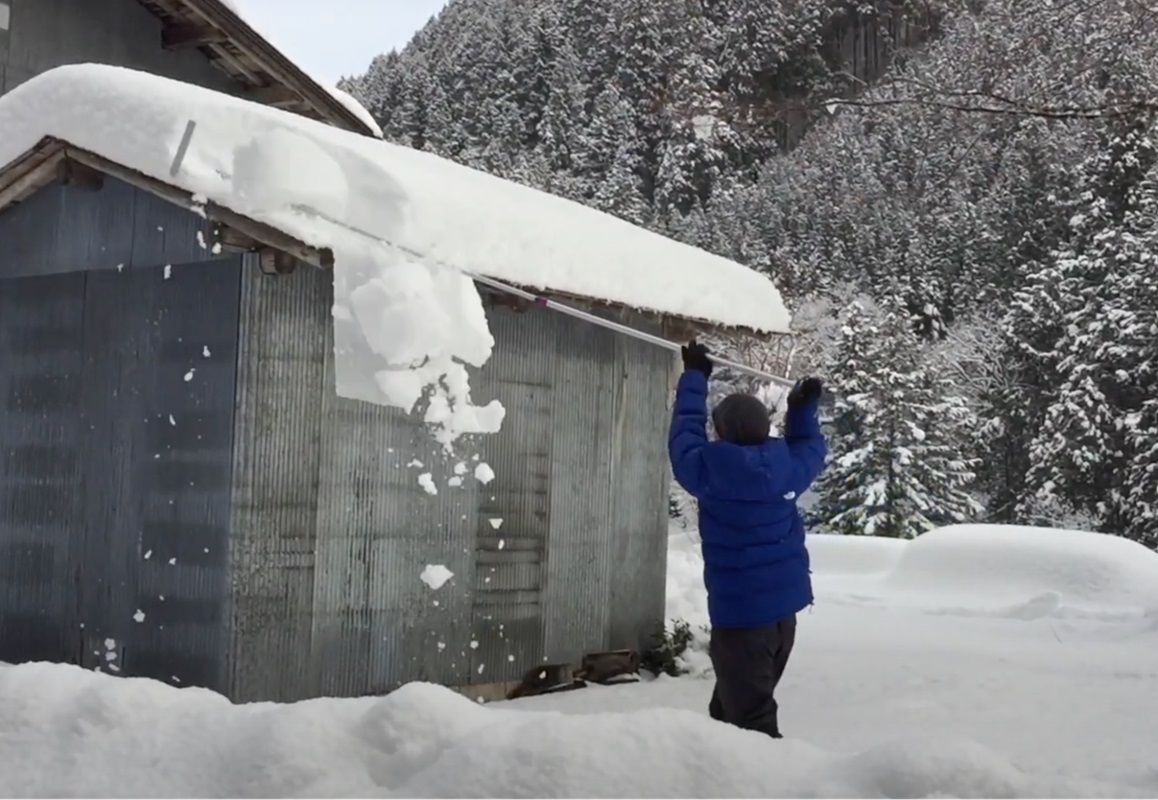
xmin=806 ymin=533 xmax=906 ymax=576
xmin=885 ymin=525 xmax=1158 ymax=619
xmin=0 ymin=663 xmax=1134 ymax=798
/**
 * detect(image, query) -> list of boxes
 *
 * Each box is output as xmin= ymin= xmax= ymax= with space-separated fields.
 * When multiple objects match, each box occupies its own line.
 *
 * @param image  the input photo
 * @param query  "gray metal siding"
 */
xmin=0 ymin=261 xmax=241 ymax=687
xmin=0 ymin=0 xmax=238 ymax=97
xmin=0 ymin=178 xmax=225 ymax=280
xmin=226 ymin=259 xmax=327 ymax=703
xmin=229 ymin=266 xmax=674 ymax=701
xmin=0 ymin=180 xmax=243 ymax=691
xmin=606 ymin=332 xmax=674 ymax=649
xmin=0 ymin=272 xmax=87 ymax=667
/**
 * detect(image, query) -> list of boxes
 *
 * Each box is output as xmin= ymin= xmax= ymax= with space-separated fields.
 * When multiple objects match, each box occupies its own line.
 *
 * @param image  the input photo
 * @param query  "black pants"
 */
xmin=707 ymin=615 xmax=797 ymax=739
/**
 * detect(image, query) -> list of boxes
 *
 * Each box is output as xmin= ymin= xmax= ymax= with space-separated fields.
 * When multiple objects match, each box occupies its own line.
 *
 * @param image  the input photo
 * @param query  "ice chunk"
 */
xmin=474 ymin=462 xmax=495 ymax=484
xmin=418 ymin=473 xmax=438 ymax=495
xmin=420 ymin=564 xmax=454 ymax=591
xmin=488 ymin=518 xmax=503 ymax=530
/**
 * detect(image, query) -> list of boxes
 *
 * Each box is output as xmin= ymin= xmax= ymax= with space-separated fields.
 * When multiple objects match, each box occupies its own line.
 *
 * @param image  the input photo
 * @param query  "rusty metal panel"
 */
xmin=2 ymin=0 xmax=237 ymax=97
xmin=606 ymin=316 xmax=674 ymax=650
xmin=226 ymin=261 xmax=326 ymax=702
xmin=0 ymin=272 xmax=86 ymax=667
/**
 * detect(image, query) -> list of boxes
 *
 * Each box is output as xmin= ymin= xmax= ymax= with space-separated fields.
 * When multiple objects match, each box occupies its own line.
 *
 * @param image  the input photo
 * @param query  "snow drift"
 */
xmin=0 ymin=664 xmax=1137 ymax=799
xmin=883 ymin=525 xmax=1158 ymax=620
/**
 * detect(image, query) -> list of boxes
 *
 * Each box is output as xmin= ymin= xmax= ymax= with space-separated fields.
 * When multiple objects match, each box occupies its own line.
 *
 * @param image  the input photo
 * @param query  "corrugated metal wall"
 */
xmin=0 ymin=177 xmax=243 ymax=691
xmin=0 ymin=0 xmax=237 ymax=96
xmin=230 ymin=266 xmax=673 ymax=702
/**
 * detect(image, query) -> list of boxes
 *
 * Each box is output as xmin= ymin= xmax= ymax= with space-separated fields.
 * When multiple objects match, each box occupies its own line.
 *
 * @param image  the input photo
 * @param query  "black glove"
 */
xmin=681 ymin=339 xmax=713 ymax=378
xmin=787 ymin=377 xmax=823 ymax=410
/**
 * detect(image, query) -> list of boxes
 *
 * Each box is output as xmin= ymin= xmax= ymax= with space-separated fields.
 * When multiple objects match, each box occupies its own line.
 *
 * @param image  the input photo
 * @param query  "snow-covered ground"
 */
xmin=2 ymin=525 xmax=1157 ymax=798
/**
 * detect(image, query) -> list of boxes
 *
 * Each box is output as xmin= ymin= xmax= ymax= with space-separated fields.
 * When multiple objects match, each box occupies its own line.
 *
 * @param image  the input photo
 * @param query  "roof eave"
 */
xmin=136 ymin=0 xmax=378 ymax=138
xmin=0 ymin=138 xmax=784 ymax=340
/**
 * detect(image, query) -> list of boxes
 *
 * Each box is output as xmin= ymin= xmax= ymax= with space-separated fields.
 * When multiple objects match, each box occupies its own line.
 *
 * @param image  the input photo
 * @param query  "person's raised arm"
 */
xmin=668 ymin=341 xmax=714 ymax=497
xmin=780 ymin=377 xmax=828 ymax=496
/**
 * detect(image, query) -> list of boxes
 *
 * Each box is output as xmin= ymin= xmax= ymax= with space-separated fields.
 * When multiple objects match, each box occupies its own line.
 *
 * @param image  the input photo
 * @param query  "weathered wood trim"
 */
xmin=246 ymin=84 xmax=299 ymax=105
xmin=169 ymin=0 xmax=371 ymax=134
xmin=0 ymin=141 xmax=66 ymax=209
xmin=161 ymin=22 xmax=229 ymax=50
xmin=134 ymin=0 xmax=374 ymax=135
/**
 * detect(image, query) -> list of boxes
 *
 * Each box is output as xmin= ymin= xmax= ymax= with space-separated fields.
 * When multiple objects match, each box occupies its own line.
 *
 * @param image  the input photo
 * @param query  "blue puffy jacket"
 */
xmin=669 ymin=370 xmax=827 ymax=629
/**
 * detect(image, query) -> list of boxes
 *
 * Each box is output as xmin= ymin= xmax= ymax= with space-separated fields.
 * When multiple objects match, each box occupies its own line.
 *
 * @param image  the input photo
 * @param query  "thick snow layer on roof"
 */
xmin=0 ymin=64 xmax=790 ymax=334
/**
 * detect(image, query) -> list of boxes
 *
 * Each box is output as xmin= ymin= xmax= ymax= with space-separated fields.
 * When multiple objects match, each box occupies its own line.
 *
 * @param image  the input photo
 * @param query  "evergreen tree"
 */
xmin=1021 ymin=123 xmax=1158 ymax=534
xmin=811 ymin=299 xmax=981 ymax=538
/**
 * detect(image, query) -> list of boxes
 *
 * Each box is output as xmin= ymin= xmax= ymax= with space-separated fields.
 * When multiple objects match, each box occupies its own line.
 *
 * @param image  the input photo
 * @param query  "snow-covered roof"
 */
xmin=325 ymin=86 xmax=385 ymax=140
xmin=0 ymin=64 xmax=792 ymax=334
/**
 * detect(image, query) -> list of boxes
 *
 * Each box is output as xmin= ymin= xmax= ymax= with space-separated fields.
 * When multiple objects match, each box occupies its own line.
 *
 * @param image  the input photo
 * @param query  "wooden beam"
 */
xmin=61 ymin=145 xmax=335 ymax=270
xmin=258 ymin=247 xmax=297 ymax=275
xmin=181 ymin=0 xmax=374 ymax=134
xmin=55 ymin=158 xmax=105 ymax=192
xmin=162 ymin=22 xmax=228 ymax=49
xmin=0 ymin=142 xmax=65 ymax=210
xmin=246 ymin=84 xmax=301 ymax=106
xmin=215 ymin=225 xmax=259 ymax=252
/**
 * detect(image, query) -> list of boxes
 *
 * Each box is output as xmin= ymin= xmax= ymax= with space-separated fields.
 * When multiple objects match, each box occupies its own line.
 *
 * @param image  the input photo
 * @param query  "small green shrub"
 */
xmin=640 ymin=618 xmax=697 ymax=677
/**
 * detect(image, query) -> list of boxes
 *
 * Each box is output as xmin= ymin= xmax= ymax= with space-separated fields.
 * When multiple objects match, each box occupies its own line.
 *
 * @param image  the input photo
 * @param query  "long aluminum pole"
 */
xmin=470 ymin=274 xmax=795 ymax=388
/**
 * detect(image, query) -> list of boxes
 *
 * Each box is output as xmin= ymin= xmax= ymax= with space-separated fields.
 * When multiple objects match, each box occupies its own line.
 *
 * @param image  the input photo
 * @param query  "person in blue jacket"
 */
xmin=669 ymin=339 xmax=827 ymax=740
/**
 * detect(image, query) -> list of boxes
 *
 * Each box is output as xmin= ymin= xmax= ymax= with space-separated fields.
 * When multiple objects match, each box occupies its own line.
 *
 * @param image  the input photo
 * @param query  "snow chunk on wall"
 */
xmin=420 ymin=564 xmax=454 ymax=591
xmin=228 ymin=96 xmax=505 ymax=445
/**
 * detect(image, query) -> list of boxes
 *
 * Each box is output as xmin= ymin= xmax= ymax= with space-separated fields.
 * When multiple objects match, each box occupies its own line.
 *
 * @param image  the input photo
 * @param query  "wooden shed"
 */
xmin=0 ymin=1 xmax=790 ymax=703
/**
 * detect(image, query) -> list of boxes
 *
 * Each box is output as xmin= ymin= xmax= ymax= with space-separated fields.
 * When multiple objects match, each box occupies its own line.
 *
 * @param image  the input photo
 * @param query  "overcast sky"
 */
xmin=235 ymin=0 xmax=450 ymax=84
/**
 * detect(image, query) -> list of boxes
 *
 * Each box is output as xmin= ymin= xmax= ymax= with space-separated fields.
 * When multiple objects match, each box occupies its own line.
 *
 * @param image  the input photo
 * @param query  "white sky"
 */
xmin=232 ymin=0 xmax=450 ymax=84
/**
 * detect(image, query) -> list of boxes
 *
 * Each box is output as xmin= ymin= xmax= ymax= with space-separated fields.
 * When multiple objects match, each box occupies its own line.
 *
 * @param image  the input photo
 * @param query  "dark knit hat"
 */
xmin=711 ymin=393 xmax=771 ymax=445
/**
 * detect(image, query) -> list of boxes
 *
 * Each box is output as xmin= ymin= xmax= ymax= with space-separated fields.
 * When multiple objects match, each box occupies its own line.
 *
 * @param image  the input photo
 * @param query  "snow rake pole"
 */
xmin=469 ymin=274 xmax=796 ymax=388
xmin=168 ymin=119 xmax=790 ymax=387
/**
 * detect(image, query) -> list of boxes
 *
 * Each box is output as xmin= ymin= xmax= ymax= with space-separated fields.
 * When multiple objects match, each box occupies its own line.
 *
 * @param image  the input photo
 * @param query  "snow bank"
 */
xmin=885 ymin=525 xmax=1158 ymax=619
xmin=806 ymin=532 xmax=906 ymax=576
xmin=0 ymin=663 xmax=1134 ymax=798
xmin=0 ymin=65 xmax=789 ymax=336
xmin=671 ymin=524 xmax=1158 ymax=626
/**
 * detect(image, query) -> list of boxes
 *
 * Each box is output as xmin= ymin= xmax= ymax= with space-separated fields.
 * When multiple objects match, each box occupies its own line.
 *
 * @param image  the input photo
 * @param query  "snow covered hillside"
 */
xmin=2 ymin=526 xmax=1156 ymax=798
